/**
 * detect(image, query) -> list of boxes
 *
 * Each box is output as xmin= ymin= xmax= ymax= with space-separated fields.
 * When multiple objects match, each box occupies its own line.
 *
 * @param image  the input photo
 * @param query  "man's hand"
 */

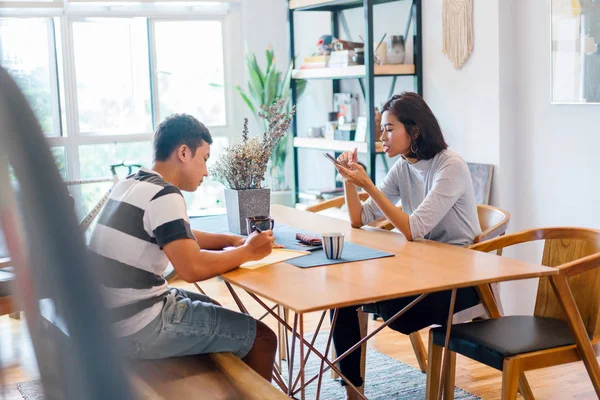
xmin=228 ymin=235 xmax=246 ymax=248
xmin=244 ymin=230 xmax=275 ymax=261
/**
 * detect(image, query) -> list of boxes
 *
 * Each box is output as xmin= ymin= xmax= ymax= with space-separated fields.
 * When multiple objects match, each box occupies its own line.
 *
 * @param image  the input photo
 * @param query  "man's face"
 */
xmin=181 ymin=141 xmax=210 ymax=191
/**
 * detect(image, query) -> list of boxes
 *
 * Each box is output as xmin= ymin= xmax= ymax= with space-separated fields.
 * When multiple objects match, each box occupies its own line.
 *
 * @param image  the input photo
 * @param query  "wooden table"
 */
xmin=220 ymin=206 xmax=558 ymax=399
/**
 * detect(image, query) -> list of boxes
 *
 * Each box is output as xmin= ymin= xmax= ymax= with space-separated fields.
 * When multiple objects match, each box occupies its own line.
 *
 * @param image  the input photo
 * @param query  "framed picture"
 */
xmin=354 ymin=116 xmax=367 ymax=142
xmin=551 ymin=0 xmax=600 ymax=104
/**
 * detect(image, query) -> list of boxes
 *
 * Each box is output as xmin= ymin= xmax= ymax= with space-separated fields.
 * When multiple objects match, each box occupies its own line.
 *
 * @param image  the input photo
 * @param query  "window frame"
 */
xmin=3 ymin=3 xmax=237 ymax=186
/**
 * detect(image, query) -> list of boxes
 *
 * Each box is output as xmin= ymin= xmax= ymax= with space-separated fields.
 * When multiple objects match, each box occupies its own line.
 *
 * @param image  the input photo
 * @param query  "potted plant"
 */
xmin=236 ymin=46 xmax=306 ymax=198
xmin=210 ymin=99 xmax=295 ymax=234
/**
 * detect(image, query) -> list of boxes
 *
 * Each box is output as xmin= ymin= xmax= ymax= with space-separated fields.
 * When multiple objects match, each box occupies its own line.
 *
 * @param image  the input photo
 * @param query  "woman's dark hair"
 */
xmin=153 ymin=114 xmax=213 ymax=162
xmin=382 ymin=92 xmax=447 ymax=160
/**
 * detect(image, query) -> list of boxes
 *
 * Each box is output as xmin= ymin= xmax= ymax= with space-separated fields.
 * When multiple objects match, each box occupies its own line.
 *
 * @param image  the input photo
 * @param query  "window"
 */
xmin=0 ymin=18 xmax=62 ymax=136
xmin=78 ymin=141 xmax=152 ymax=215
xmin=51 ymin=147 xmax=67 ymax=179
xmin=154 ymin=20 xmax=227 ymax=126
xmin=72 ymin=18 xmax=152 ymax=134
xmin=1 ymin=4 xmax=234 ymax=215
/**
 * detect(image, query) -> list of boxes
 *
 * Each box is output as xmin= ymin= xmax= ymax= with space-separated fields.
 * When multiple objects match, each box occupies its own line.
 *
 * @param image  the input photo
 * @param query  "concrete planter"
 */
xmin=224 ymin=188 xmax=271 ymax=235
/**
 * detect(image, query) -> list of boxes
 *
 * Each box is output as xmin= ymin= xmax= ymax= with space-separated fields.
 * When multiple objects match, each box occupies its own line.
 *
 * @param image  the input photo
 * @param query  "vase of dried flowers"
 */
xmin=210 ymin=99 xmax=296 ymax=235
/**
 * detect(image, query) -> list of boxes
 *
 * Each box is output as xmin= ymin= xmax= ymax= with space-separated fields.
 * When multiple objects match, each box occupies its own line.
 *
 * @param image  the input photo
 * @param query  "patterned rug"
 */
xmin=274 ymin=332 xmax=480 ymax=400
xmin=17 ymin=333 xmax=481 ymax=399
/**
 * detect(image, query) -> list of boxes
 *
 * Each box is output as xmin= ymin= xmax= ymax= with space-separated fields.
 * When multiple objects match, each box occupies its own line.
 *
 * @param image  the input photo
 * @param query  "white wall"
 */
xmin=422 ymin=0 xmax=502 ymax=203
xmin=423 ymin=0 xmax=600 ymax=314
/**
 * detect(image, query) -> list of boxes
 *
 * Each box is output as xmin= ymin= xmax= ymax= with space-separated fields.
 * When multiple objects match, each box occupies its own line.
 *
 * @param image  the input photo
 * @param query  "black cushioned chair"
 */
xmin=426 ymin=227 xmax=600 ymax=400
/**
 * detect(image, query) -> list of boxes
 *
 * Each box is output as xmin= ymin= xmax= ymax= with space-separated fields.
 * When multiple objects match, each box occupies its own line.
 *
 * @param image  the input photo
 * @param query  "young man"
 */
xmin=88 ymin=114 xmax=277 ymax=381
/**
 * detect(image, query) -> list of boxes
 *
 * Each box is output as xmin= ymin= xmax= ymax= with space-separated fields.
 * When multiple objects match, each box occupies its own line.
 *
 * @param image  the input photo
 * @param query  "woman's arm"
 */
xmin=336 ymin=161 xmax=411 ymax=238
xmin=344 ymin=181 xmax=364 ymax=228
xmin=363 ymin=181 xmax=413 ymax=240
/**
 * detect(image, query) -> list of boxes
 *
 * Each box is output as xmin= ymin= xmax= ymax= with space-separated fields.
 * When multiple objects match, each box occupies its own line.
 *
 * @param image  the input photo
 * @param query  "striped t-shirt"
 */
xmin=88 ymin=168 xmax=195 ymax=337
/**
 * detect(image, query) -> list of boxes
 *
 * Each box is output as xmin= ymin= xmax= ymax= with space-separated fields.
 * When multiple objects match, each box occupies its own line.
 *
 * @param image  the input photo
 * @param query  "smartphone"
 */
xmin=323 ymin=152 xmax=344 ymax=167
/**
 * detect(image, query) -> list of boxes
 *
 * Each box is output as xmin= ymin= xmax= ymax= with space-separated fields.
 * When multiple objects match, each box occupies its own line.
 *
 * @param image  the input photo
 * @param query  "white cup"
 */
xmin=322 ymin=232 xmax=345 ymax=260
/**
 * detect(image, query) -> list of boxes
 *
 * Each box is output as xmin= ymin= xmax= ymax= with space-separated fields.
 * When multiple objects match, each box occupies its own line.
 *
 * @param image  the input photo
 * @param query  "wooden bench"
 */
xmin=133 ymin=353 xmax=288 ymax=399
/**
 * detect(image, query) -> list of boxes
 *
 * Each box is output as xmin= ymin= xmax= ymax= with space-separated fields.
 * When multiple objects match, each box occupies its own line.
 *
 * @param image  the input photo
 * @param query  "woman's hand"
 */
xmin=336 ymin=162 xmax=374 ymax=190
xmin=337 ymin=148 xmax=358 ymax=167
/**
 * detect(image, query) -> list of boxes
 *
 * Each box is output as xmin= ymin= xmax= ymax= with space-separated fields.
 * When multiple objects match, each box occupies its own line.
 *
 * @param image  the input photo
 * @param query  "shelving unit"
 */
xmin=288 ymin=0 xmax=423 ymax=204
xmin=293 ymin=137 xmax=384 ymax=153
xmin=291 ymin=64 xmax=415 ymax=80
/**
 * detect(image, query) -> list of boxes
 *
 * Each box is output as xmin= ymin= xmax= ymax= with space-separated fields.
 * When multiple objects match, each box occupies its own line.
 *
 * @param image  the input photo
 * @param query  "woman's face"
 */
xmin=380 ymin=110 xmax=413 ymax=158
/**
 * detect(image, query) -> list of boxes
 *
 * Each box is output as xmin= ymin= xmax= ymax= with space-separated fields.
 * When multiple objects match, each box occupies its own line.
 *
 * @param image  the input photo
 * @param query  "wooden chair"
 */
xmin=426 ymin=227 xmax=600 ymax=400
xmin=377 ymin=204 xmax=510 ymax=372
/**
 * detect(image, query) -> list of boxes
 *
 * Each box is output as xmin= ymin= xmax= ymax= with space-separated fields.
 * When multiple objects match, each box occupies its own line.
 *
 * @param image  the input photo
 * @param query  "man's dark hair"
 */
xmin=382 ymin=92 xmax=447 ymax=160
xmin=153 ymin=114 xmax=213 ymax=162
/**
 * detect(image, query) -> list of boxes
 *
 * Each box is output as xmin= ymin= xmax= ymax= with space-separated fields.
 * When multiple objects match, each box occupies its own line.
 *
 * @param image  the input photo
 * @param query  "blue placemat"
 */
xmin=190 ymin=215 xmax=322 ymax=252
xmin=189 ymin=215 xmax=394 ymax=268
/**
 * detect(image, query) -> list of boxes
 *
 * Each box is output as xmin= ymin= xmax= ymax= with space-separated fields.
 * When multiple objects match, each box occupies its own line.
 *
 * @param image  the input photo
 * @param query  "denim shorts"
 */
xmin=118 ymin=288 xmax=257 ymax=359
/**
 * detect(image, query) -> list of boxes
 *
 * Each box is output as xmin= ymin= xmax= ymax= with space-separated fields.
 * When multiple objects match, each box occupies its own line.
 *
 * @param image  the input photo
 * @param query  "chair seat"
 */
xmin=431 ymin=316 xmax=583 ymax=370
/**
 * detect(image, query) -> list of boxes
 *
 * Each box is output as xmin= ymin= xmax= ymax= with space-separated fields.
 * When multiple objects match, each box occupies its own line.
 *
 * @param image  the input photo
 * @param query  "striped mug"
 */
xmin=322 ymin=232 xmax=344 ymax=260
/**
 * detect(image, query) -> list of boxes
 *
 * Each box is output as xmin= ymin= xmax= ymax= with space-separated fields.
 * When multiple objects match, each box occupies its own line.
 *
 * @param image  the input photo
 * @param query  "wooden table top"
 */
xmin=222 ymin=205 xmax=557 ymax=313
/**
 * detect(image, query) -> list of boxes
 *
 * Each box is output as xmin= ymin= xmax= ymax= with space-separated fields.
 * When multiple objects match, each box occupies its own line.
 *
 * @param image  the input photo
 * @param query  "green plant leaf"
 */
xmin=264 ymin=62 xmax=278 ymax=107
xmin=266 ymin=46 xmax=274 ymax=71
xmin=245 ymin=44 xmax=265 ymax=104
xmin=296 ymin=79 xmax=307 ymax=98
xmin=209 ymin=82 xmax=225 ymax=88
xmin=279 ymin=62 xmax=293 ymax=100
xmin=235 ymin=84 xmax=257 ymax=115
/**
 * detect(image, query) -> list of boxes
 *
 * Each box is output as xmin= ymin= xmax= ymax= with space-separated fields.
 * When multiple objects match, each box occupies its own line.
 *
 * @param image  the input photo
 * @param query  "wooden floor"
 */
xmin=1 ymin=277 xmax=598 ymax=399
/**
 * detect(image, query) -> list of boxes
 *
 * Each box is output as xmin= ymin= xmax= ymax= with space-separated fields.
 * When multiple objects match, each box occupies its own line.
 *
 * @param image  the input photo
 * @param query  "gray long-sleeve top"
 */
xmin=361 ymin=150 xmax=481 ymax=246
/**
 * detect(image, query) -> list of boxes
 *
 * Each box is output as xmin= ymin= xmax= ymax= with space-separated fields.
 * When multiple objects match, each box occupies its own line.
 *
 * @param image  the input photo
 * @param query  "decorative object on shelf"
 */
xmin=442 ymin=0 xmax=474 ymax=69
xmin=315 ymin=34 xmax=335 ymax=55
xmin=352 ymin=48 xmax=365 ymax=65
xmin=333 ymin=93 xmax=359 ymax=124
xmin=387 ymin=35 xmax=406 ymax=64
xmin=325 ymin=111 xmax=338 ymax=140
xmin=374 ymin=33 xmax=388 ymax=65
xmin=334 ymin=122 xmax=356 ymax=141
xmin=235 ymin=46 xmax=306 ymax=192
xmin=551 ymin=0 xmax=600 ymax=103
xmin=328 ymin=50 xmax=356 ymax=68
xmin=333 ymin=38 xmax=364 ymax=51
xmin=210 ymin=100 xmax=296 ymax=234
xmin=307 ymin=126 xmax=324 ymax=138
xmin=354 ymin=116 xmax=368 ymax=142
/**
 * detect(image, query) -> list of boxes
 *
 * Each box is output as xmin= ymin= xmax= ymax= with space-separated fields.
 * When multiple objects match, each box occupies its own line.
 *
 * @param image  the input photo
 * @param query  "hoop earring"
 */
xmin=410 ymin=142 xmax=418 ymax=154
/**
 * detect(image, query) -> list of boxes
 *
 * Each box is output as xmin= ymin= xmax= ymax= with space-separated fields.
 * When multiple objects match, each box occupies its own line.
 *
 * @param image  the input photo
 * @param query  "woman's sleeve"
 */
xmin=408 ymin=159 xmax=466 ymax=240
xmin=360 ymin=164 xmax=403 ymax=225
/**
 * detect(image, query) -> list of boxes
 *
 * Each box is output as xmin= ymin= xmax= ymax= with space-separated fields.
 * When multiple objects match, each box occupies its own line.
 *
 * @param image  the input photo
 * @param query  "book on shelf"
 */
xmin=301 ymin=54 xmax=329 ymax=69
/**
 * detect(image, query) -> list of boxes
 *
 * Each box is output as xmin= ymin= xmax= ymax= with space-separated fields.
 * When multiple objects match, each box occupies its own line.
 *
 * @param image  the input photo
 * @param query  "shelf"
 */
xmin=294 ymin=137 xmax=384 ymax=153
xmin=292 ymin=64 xmax=415 ymax=80
xmin=290 ymin=0 xmax=403 ymax=12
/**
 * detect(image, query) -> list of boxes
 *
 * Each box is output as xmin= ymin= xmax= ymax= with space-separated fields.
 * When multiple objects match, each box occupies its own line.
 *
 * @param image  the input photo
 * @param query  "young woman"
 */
xmin=333 ymin=92 xmax=482 ymax=399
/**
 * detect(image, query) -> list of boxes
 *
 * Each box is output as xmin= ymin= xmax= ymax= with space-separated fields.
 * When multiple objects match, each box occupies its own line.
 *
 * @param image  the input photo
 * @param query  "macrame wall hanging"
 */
xmin=442 ymin=0 xmax=474 ymax=69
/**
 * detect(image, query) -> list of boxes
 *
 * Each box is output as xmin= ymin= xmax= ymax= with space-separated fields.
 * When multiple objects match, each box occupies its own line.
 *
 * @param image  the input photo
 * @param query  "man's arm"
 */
xmin=192 ymin=230 xmax=243 ymax=250
xmin=163 ymin=231 xmax=274 ymax=282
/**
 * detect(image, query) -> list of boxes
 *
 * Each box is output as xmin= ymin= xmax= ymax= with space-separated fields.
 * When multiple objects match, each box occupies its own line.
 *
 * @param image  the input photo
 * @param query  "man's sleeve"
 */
xmin=143 ymin=186 xmax=195 ymax=248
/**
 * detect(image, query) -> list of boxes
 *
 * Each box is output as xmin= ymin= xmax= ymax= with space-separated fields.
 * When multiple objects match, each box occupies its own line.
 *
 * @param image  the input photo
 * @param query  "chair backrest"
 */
xmin=466 ymin=162 xmax=493 ymax=205
xmin=305 ymin=192 xmax=369 ymax=213
xmin=472 ymin=227 xmax=600 ymax=337
xmin=472 ymin=204 xmax=510 ymax=244
xmin=532 ymin=228 xmax=600 ymax=337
